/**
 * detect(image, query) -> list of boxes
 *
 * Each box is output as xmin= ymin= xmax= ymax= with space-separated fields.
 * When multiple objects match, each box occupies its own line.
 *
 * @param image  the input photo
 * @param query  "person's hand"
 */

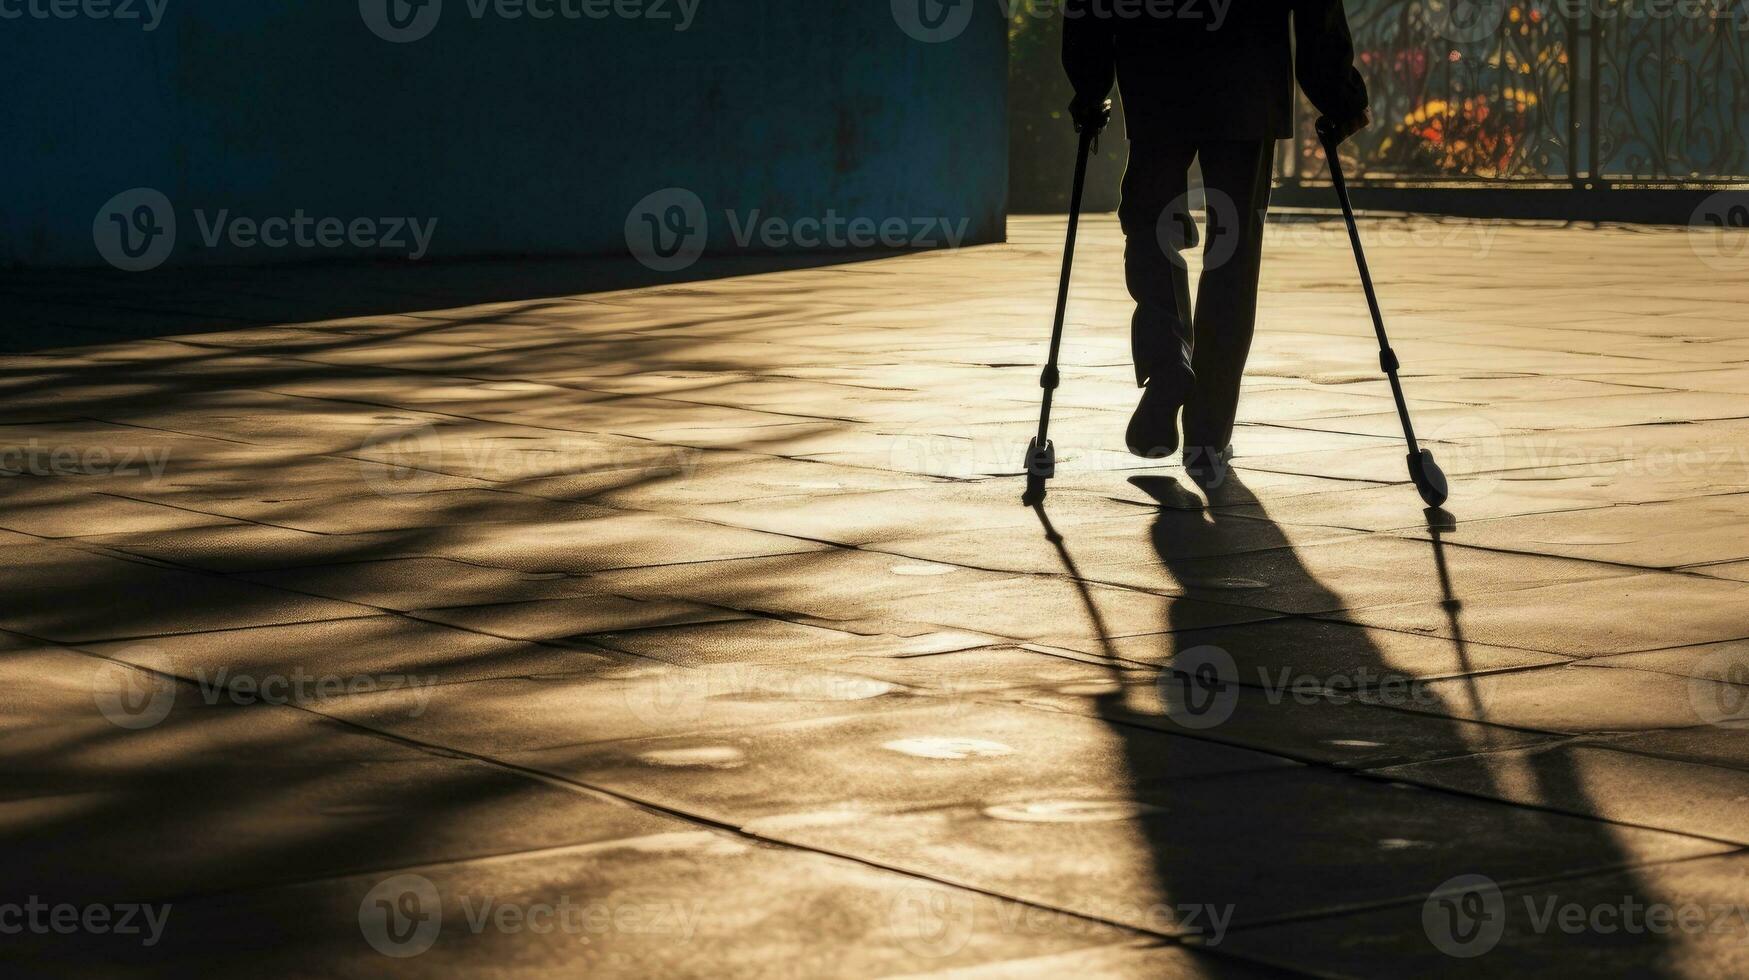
xmin=1317 ymin=108 xmax=1371 ymax=145
xmin=1068 ymin=96 xmax=1112 ymax=136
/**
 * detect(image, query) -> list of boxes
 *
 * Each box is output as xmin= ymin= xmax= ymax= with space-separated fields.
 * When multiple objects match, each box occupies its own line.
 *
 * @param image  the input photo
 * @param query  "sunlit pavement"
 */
xmin=4 ymin=214 xmax=1749 ymax=976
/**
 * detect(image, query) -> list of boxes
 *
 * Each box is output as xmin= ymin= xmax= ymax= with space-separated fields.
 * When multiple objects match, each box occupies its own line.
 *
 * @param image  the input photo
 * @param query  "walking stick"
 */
xmin=1022 ymin=118 xmax=1100 ymax=506
xmin=1318 ymin=118 xmax=1449 ymax=508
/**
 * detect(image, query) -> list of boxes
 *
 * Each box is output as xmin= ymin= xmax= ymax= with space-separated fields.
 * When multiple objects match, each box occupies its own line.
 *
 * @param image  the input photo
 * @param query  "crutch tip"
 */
xmin=1409 ymin=449 xmax=1449 ymax=508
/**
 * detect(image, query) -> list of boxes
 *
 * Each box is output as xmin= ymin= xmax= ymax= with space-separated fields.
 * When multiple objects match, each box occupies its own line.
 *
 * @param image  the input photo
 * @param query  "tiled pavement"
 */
xmin=3 ymin=214 xmax=1749 ymax=977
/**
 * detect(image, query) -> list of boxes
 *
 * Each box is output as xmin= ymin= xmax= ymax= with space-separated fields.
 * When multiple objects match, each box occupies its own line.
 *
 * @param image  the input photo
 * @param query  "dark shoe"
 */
xmin=1183 ymin=444 xmax=1233 ymax=488
xmin=1126 ymin=382 xmax=1186 ymax=459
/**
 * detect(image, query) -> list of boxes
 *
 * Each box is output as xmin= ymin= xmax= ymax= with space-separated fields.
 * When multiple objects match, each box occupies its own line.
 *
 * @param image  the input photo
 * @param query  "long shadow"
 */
xmin=1030 ymin=471 xmax=1679 ymax=974
xmin=0 ymin=249 xmax=917 ymax=352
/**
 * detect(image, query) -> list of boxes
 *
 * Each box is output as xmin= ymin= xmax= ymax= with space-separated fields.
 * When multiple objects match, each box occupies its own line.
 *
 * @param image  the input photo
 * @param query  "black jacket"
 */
xmin=1062 ymin=0 xmax=1369 ymax=141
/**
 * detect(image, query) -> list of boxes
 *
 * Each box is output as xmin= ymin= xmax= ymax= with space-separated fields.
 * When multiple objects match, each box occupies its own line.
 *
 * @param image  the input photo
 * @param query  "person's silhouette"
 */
xmin=1062 ymin=1 xmax=1371 ymax=479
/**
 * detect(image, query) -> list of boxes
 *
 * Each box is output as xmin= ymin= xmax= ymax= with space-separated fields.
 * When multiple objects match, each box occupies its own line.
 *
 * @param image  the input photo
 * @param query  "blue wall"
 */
xmin=1 ymin=0 xmax=1007 ymax=267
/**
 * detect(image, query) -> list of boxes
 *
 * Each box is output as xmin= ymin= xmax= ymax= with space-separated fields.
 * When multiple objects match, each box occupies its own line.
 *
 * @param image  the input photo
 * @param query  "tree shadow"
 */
xmin=0 ymin=249 xmax=916 ymax=353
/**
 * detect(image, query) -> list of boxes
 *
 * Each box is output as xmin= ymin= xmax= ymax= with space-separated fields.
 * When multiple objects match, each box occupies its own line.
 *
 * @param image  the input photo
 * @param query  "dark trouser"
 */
xmin=1118 ymin=138 xmax=1274 ymax=451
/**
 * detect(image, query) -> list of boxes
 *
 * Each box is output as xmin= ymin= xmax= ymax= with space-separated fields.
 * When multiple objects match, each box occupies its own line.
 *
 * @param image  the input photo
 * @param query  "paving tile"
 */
xmin=884 ymin=507 xmax=1360 ymax=580
xmin=0 ymin=541 xmax=374 ymax=643
xmin=1097 ymin=533 xmax=1627 ymax=616
xmin=584 ymin=549 xmax=1023 ymax=625
xmin=1337 ymin=571 xmax=1749 ymax=656
xmin=1582 ymin=638 xmax=1749 ymax=691
xmin=24 ymin=829 xmax=1141 ymax=977
xmin=584 ymin=617 xmax=998 ymax=667
xmin=686 ymin=482 xmax=1154 ymax=546
xmin=1221 ymin=853 xmax=1749 ymax=977
xmin=1360 ymin=662 xmax=1749 ymax=733
xmin=1398 ymin=494 xmax=1749 ymax=569
xmin=512 ymin=700 xmax=1293 ymax=824
xmin=1688 ymin=559 xmax=1749 ymax=582
xmin=1096 ymin=617 xmax=1567 ymax=678
xmin=76 ymin=615 xmax=622 ymax=692
xmin=409 ymin=595 xmax=747 ymax=646
xmin=1011 ymin=668 xmax=1556 ymax=770
xmin=867 ymin=577 xmax=1276 ymax=643
xmin=586 ymin=452 xmax=950 ymax=509
xmin=0 ymin=645 xmax=666 ymax=907
xmin=0 ymin=479 xmax=232 ymax=538
xmin=414 ymin=512 xmax=827 ymax=573
xmin=312 ymin=663 xmax=910 ymax=754
xmin=880 ymin=942 xmax=1295 ymax=980
xmin=6 ymin=217 xmax=1748 ymax=975
xmin=752 ymin=769 xmax=1725 ymax=937
xmin=1598 ymin=726 xmax=1749 ymax=773
xmin=240 ymin=557 xmax=599 ymax=611
xmin=72 ymin=522 xmax=419 ymax=573
xmin=1380 ymin=743 xmax=1749 ymax=844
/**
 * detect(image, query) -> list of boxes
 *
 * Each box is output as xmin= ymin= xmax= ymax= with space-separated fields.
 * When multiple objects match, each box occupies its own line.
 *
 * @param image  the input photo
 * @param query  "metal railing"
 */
xmin=1273 ymin=0 xmax=1749 ymax=219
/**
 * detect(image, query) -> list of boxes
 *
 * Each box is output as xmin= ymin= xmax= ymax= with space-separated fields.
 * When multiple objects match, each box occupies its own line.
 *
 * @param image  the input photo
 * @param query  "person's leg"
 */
xmin=1181 ymin=139 xmax=1274 ymax=456
xmin=1119 ymin=139 xmax=1199 ymax=388
xmin=1118 ymin=138 xmax=1199 ymax=456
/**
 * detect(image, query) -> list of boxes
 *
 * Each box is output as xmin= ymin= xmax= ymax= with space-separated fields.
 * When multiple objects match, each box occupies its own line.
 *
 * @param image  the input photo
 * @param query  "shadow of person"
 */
xmin=1026 ymin=471 xmax=1678 ymax=972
